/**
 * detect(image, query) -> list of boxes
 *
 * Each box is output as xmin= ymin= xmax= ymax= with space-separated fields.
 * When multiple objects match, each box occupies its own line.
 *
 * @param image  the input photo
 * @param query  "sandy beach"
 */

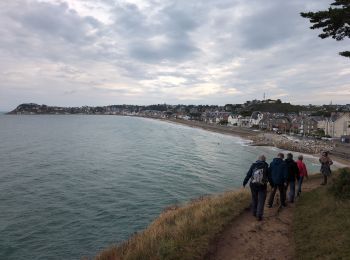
xmin=158 ymin=118 xmax=350 ymax=167
xmin=162 ymin=118 xmax=259 ymax=139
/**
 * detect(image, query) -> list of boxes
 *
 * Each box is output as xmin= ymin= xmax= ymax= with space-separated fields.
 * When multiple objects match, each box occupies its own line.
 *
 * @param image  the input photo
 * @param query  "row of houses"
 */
xmin=173 ymin=110 xmax=348 ymax=138
xmin=62 ymin=105 xmax=346 ymax=138
xmin=225 ymin=112 xmax=350 ymax=138
xmin=131 ymin=109 xmax=349 ymax=138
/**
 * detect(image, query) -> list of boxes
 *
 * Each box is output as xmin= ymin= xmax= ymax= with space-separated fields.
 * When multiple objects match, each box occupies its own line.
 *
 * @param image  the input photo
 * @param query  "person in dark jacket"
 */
xmin=243 ymin=155 xmax=269 ymax=221
xmin=319 ymin=151 xmax=333 ymax=185
xmin=285 ymin=153 xmax=299 ymax=203
xmin=267 ymin=153 xmax=288 ymax=208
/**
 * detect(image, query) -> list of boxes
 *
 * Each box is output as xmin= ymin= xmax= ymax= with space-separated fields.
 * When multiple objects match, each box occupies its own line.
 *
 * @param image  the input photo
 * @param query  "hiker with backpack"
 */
xmin=285 ymin=153 xmax=300 ymax=203
xmin=267 ymin=153 xmax=288 ymax=208
xmin=243 ymin=155 xmax=269 ymax=221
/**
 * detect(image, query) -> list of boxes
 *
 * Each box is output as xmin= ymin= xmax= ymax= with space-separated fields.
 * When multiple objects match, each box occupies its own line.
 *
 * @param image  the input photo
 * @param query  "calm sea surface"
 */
xmin=0 ymin=115 xmax=322 ymax=260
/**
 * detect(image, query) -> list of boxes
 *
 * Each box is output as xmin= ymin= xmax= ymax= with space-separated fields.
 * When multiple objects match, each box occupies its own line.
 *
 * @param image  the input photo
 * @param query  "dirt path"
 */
xmin=207 ymin=176 xmax=322 ymax=260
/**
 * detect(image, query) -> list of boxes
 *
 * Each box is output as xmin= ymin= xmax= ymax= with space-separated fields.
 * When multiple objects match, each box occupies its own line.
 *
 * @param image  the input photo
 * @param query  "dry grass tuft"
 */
xmin=95 ymin=189 xmax=250 ymax=260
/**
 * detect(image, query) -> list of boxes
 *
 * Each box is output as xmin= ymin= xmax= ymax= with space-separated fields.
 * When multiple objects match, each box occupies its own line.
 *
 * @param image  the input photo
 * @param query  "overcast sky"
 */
xmin=1 ymin=0 xmax=349 ymax=111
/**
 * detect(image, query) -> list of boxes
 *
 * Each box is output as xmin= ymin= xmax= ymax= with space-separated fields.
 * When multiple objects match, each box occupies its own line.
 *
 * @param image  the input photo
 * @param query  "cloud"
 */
xmin=110 ymin=1 xmax=201 ymax=62
xmin=15 ymin=2 xmax=99 ymax=44
xmin=0 ymin=0 xmax=349 ymax=111
xmin=238 ymin=2 xmax=303 ymax=50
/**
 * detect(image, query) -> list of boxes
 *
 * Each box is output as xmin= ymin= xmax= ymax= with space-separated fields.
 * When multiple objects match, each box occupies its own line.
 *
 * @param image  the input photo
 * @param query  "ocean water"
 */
xmin=0 ymin=115 xmax=322 ymax=260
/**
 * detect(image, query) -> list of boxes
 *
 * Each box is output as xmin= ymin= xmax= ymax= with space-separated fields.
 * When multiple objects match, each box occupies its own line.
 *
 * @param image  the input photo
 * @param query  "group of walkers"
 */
xmin=243 ymin=151 xmax=333 ymax=221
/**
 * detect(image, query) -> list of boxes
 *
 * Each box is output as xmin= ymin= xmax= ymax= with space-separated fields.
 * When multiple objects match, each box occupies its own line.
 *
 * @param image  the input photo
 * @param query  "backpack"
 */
xmin=251 ymin=164 xmax=267 ymax=185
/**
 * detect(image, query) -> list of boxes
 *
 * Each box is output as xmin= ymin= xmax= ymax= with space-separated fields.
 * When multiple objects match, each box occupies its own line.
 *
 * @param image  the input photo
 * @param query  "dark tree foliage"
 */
xmin=301 ymin=0 xmax=350 ymax=57
xmin=239 ymin=110 xmax=252 ymax=117
xmin=244 ymin=103 xmax=304 ymax=113
xmin=145 ymin=104 xmax=167 ymax=111
xmin=311 ymin=110 xmax=332 ymax=117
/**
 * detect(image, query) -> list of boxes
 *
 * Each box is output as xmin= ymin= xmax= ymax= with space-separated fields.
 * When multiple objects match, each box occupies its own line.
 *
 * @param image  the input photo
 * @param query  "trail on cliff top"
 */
xmin=207 ymin=176 xmax=322 ymax=260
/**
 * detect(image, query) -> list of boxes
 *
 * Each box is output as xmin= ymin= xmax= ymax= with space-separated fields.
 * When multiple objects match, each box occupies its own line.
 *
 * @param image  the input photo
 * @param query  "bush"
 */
xmin=328 ymin=168 xmax=350 ymax=200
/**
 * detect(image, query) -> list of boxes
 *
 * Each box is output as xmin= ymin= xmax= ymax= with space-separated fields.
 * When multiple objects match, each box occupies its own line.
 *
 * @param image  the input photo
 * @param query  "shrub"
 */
xmin=328 ymin=168 xmax=350 ymax=200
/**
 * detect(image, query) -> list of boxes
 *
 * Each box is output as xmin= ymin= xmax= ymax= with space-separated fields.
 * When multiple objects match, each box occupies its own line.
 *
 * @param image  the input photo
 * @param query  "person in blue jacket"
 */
xmin=243 ymin=155 xmax=269 ymax=221
xmin=267 ymin=153 xmax=288 ymax=208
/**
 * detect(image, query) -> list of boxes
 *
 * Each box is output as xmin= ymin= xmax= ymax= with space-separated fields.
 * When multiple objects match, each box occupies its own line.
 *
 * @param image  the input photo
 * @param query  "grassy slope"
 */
xmin=95 ymin=190 xmax=250 ymax=260
xmin=294 ymin=172 xmax=350 ymax=259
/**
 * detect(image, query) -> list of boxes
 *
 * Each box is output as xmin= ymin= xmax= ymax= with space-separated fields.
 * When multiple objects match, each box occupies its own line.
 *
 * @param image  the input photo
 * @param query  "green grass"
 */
xmin=95 ymin=189 xmax=250 ymax=260
xmin=328 ymin=168 xmax=350 ymax=200
xmin=294 ymin=168 xmax=350 ymax=260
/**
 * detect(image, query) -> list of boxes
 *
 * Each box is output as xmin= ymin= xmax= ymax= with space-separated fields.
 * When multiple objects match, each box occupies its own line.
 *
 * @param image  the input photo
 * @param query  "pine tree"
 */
xmin=301 ymin=0 xmax=350 ymax=57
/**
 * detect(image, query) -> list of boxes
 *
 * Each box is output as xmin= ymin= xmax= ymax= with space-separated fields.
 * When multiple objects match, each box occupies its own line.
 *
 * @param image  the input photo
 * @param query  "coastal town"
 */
xmin=9 ymin=100 xmax=350 ymax=138
xmin=8 ymin=100 xmax=350 ymax=160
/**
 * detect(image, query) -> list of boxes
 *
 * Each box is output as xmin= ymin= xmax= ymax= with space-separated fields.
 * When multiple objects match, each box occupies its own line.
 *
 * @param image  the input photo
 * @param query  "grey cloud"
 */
xmin=1 ymin=0 xmax=350 ymax=111
xmin=161 ymin=4 xmax=199 ymax=35
xmin=238 ymin=2 xmax=303 ymax=50
xmin=11 ymin=1 xmax=101 ymax=44
xmin=64 ymin=90 xmax=77 ymax=95
xmin=0 ymin=1 xmax=110 ymax=66
xmin=110 ymin=1 xmax=201 ymax=62
xmin=129 ymin=38 xmax=198 ymax=62
xmin=113 ymin=3 xmax=150 ymax=37
xmin=236 ymin=0 xmax=336 ymax=51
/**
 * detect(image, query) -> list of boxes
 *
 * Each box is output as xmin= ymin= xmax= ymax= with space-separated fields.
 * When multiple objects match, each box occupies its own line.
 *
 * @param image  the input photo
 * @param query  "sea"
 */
xmin=0 ymin=115 xmax=323 ymax=260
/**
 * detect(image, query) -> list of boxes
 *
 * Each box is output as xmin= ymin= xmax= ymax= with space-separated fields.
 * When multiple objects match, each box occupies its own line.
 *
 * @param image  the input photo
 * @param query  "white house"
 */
xmin=228 ymin=115 xmax=239 ymax=125
xmin=249 ymin=111 xmax=264 ymax=128
xmin=228 ymin=114 xmax=251 ymax=127
xmin=317 ymin=118 xmax=327 ymax=131
xmin=326 ymin=113 xmax=350 ymax=137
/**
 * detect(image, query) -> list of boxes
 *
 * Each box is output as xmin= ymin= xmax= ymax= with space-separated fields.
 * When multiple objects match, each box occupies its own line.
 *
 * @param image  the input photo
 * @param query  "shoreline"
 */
xmin=160 ymin=118 xmax=259 ymax=139
xmin=4 ymin=113 xmax=349 ymax=166
xmin=153 ymin=117 xmax=350 ymax=167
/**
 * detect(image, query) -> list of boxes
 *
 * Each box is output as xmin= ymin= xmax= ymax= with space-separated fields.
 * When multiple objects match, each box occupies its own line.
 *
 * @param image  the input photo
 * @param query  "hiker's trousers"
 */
xmin=268 ymin=184 xmax=286 ymax=207
xmin=286 ymin=180 xmax=296 ymax=203
xmin=297 ymin=176 xmax=304 ymax=194
xmin=250 ymin=184 xmax=267 ymax=218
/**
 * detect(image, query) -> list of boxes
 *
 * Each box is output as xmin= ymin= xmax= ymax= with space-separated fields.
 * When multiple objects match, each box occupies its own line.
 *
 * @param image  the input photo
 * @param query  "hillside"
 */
xmin=94 ymin=168 xmax=350 ymax=260
xmin=240 ymin=102 xmax=306 ymax=115
xmin=94 ymin=190 xmax=250 ymax=260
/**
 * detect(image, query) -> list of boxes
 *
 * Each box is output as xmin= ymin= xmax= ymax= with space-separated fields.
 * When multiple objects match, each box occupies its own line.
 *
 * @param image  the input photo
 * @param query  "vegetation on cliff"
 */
xmin=95 ymin=190 xmax=250 ymax=260
xmin=95 ymin=168 xmax=350 ymax=260
xmin=294 ymin=168 xmax=350 ymax=259
xmin=328 ymin=168 xmax=350 ymax=200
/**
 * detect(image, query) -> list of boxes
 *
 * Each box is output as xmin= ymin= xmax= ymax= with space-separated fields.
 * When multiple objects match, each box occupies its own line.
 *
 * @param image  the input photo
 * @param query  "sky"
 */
xmin=1 ymin=0 xmax=349 ymax=111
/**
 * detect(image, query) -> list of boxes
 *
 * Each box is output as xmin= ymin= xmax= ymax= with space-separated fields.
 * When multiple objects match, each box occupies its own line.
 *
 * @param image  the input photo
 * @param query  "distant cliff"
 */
xmin=7 ymin=103 xmax=188 ymax=115
xmin=7 ymin=103 xmax=140 ymax=115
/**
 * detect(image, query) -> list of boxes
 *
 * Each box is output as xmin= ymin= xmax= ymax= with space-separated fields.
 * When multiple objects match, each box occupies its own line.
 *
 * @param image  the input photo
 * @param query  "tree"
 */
xmin=240 ymin=110 xmax=252 ymax=117
xmin=301 ymin=0 xmax=350 ymax=57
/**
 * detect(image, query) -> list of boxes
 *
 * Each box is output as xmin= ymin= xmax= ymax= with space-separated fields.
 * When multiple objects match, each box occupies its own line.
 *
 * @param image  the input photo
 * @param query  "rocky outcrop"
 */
xmin=251 ymin=133 xmax=335 ymax=154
